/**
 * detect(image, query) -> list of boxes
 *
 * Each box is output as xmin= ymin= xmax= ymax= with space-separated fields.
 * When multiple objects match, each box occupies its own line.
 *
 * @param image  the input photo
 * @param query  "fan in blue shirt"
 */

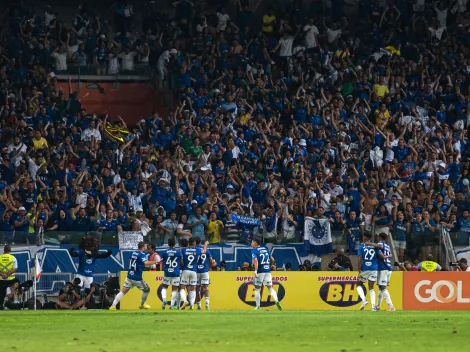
xmin=110 ymin=242 xmax=161 ymax=310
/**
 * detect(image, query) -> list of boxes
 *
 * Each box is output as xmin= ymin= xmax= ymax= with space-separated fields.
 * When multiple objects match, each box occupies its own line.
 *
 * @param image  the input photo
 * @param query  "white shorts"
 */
xmin=180 ymin=270 xmax=197 ymax=286
xmin=359 ymin=270 xmax=377 ymax=283
xmin=123 ymin=278 xmax=150 ymax=291
xmin=254 ymin=272 xmax=273 ymax=287
xmin=162 ymin=276 xmax=180 ymax=287
xmin=197 ymin=272 xmax=210 ymax=285
xmin=378 ymin=270 xmax=391 ymax=286
xmin=76 ymin=275 xmax=93 ymax=289
xmin=395 ymin=240 xmax=406 ymax=249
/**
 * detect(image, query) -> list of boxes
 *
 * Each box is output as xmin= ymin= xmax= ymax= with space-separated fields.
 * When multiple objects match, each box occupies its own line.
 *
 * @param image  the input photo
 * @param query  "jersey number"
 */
xmin=260 ymin=253 xmax=270 ymax=265
xmin=199 ymin=254 xmax=207 ymax=264
xmin=364 ymin=248 xmax=375 ymax=261
xmin=187 ymin=255 xmax=195 ymax=267
xmin=130 ymin=259 xmax=137 ymax=271
xmin=165 ymin=257 xmax=179 ymax=268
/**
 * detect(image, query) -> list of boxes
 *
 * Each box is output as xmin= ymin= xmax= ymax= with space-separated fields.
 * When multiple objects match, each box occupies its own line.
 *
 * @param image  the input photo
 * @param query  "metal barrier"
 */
xmin=36 ymin=273 xmax=72 ymax=297
xmin=439 ymin=225 xmax=458 ymax=271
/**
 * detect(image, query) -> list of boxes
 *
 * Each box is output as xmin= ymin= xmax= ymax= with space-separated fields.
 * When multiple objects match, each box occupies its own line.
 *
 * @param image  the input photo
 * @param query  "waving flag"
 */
xmin=304 ymin=217 xmax=333 ymax=256
xmin=35 ymin=255 xmax=42 ymax=279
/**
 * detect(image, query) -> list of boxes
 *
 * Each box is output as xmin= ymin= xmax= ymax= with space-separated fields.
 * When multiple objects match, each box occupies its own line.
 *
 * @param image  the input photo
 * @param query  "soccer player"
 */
xmin=366 ymin=233 xmax=395 ymax=311
xmin=195 ymin=236 xmax=214 ymax=310
xmin=160 ymin=237 xmax=183 ymax=310
xmin=180 ymin=237 xmax=208 ymax=310
xmin=251 ymin=237 xmax=282 ymax=311
xmin=356 ymin=233 xmax=380 ymax=311
xmin=109 ymin=242 xmax=161 ymax=310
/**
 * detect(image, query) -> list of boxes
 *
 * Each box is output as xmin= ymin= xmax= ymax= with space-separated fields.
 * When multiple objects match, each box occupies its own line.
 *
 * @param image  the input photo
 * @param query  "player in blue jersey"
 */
xmin=110 ymin=242 xmax=161 ymax=310
xmin=180 ymin=237 xmax=208 ymax=310
xmin=160 ymin=237 xmax=183 ymax=310
xmin=195 ymin=236 xmax=214 ymax=310
xmin=366 ymin=233 xmax=395 ymax=311
xmin=357 ymin=232 xmax=381 ymax=311
xmin=251 ymin=237 xmax=282 ymax=311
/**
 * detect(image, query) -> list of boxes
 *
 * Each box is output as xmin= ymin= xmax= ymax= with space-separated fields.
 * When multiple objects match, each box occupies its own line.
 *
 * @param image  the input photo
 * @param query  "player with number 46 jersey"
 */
xmin=160 ymin=237 xmax=183 ymax=310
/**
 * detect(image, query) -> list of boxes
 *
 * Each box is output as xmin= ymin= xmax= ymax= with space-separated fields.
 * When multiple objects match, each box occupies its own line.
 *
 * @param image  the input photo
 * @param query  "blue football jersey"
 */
xmin=196 ymin=245 xmax=212 ymax=273
xmin=127 ymin=251 xmax=147 ymax=281
xmin=358 ymin=243 xmax=380 ymax=271
xmin=377 ymin=241 xmax=392 ymax=271
xmin=161 ymin=248 xmax=182 ymax=277
xmin=181 ymin=247 xmax=202 ymax=272
xmin=76 ymin=249 xmax=97 ymax=278
xmin=251 ymin=246 xmax=271 ymax=273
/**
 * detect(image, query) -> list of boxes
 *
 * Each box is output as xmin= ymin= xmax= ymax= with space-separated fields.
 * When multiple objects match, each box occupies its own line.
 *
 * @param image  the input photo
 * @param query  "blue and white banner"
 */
xmin=231 ymin=214 xmax=262 ymax=227
xmin=304 ymin=217 xmax=333 ymax=256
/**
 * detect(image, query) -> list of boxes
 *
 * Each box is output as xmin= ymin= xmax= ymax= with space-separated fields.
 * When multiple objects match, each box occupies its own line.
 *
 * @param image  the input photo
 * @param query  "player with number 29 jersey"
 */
xmin=356 ymin=235 xmax=382 ymax=311
xmin=358 ymin=243 xmax=380 ymax=272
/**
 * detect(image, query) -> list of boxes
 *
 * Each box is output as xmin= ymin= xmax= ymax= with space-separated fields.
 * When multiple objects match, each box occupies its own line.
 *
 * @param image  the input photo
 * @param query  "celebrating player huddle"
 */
xmin=110 ymin=237 xmax=212 ymax=311
xmin=110 ymin=234 xmax=395 ymax=312
xmin=109 ymin=236 xmax=285 ymax=311
xmin=357 ymin=233 xmax=395 ymax=312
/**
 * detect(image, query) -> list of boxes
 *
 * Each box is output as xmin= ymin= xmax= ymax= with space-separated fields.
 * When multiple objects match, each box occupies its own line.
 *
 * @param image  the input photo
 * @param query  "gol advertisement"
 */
xmin=404 ymin=272 xmax=470 ymax=310
xmin=119 ymin=271 xmax=403 ymax=310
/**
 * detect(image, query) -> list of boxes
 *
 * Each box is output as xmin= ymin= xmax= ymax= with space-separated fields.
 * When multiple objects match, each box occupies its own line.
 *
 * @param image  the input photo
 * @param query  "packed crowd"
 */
xmin=1 ymin=0 xmax=470 ymax=265
xmin=4 ymin=2 xmax=155 ymax=75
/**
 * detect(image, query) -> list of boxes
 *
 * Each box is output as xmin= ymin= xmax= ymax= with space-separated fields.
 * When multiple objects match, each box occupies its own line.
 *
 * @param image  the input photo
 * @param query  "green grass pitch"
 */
xmin=1 ymin=310 xmax=467 ymax=352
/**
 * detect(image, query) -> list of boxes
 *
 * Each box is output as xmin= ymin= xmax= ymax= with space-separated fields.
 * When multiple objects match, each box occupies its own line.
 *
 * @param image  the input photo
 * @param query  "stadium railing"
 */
xmin=439 ymin=225 xmax=458 ymax=271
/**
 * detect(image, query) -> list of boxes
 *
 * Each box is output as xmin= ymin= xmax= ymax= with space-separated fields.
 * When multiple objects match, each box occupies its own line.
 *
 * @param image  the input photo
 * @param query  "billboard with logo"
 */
xmin=403 ymin=272 xmax=470 ymax=310
xmin=119 ymin=271 xmax=403 ymax=310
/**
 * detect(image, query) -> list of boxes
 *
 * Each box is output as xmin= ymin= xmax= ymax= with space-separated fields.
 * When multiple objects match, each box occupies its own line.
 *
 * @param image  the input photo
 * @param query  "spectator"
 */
xmin=0 ymin=0 xmax=469 ymax=272
xmin=118 ymin=46 xmax=137 ymax=72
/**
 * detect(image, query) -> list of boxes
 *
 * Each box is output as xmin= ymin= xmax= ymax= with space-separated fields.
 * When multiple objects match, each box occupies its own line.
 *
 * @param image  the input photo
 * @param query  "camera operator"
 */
xmin=4 ymin=279 xmax=21 ymax=310
xmin=328 ymin=258 xmax=346 ymax=271
xmin=56 ymin=282 xmax=87 ymax=310
xmin=86 ymin=283 xmax=111 ymax=309
xmin=331 ymin=248 xmax=353 ymax=270
xmin=238 ymin=262 xmax=250 ymax=271
xmin=454 ymin=258 xmax=470 ymax=272
xmin=395 ymin=260 xmax=414 ymax=271
xmin=4 ymin=279 xmax=33 ymax=310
